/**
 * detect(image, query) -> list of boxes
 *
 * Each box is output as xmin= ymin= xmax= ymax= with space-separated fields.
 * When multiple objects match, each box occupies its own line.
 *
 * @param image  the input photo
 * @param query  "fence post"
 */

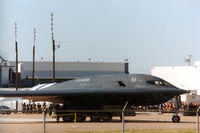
xmin=43 ymin=109 xmax=47 ymax=133
xmin=122 ymin=101 xmax=128 ymax=133
xmin=197 ymin=106 xmax=200 ymax=133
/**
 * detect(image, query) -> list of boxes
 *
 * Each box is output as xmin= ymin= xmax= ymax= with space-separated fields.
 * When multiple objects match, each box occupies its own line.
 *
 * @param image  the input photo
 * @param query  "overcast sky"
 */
xmin=0 ymin=0 xmax=200 ymax=73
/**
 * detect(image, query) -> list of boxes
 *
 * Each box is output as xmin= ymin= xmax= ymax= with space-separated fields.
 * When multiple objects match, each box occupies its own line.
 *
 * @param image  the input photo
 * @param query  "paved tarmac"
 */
xmin=0 ymin=113 xmax=197 ymax=133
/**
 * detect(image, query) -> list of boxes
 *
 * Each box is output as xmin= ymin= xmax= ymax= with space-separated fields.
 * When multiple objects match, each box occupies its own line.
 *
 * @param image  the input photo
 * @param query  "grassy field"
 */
xmin=62 ymin=129 xmax=196 ymax=133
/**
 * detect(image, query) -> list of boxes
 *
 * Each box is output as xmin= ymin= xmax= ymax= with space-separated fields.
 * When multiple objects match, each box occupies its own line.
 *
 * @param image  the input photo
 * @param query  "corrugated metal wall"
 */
xmin=0 ymin=66 xmax=1 ymax=86
xmin=10 ymin=61 xmax=128 ymax=79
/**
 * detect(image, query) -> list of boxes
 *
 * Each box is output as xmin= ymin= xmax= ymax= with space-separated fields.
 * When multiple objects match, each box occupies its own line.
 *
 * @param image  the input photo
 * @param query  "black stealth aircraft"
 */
xmin=0 ymin=74 xmax=187 ymax=122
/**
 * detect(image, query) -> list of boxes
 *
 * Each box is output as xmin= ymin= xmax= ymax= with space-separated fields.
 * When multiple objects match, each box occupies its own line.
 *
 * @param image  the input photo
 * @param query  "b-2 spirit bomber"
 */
xmin=0 ymin=74 xmax=187 ymax=122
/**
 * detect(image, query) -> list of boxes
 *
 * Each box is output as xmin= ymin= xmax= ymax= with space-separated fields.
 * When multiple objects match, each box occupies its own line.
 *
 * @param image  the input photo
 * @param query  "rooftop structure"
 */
xmin=0 ymin=56 xmax=12 ymax=87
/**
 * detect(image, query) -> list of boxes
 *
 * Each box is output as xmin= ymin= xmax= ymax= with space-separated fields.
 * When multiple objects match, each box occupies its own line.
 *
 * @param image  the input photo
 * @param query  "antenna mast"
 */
xmin=15 ymin=22 xmax=18 ymax=112
xmin=32 ymin=28 xmax=36 ymax=86
xmin=51 ymin=13 xmax=55 ymax=83
xmin=185 ymin=54 xmax=192 ymax=66
xmin=15 ymin=22 xmax=18 ymax=91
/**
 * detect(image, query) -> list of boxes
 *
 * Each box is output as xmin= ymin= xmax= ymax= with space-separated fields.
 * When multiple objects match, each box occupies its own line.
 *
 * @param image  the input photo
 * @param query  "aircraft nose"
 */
xmin=161 ymin=87 xmax=189 ymax=95
xmin=168 ymin=87 xmax=189 ymax=95
xmin=177 ymin=88 xmax=189 ymax=95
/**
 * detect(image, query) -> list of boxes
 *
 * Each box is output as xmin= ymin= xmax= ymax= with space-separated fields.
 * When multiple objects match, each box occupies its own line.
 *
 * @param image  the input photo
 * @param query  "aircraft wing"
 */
xmin=0 ymin=90 xmax=64 ymax=102
xmin=0 ymin=87 xmax=188 ymax=104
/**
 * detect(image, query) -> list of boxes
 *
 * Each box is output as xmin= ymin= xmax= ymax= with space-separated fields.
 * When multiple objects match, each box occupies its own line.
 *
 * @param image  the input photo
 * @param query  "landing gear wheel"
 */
xmin=102 ymin=115 xmax=112 ymax=122
xmin=56 ymin=116 xmax=60 ymax=122
xmin=172 ymin=115 xmax=180 ymax=123
xmin=76 ymin=115 xmax=86 ymax=122
xmin=90 ymin=116 xmax=101 ymax=122
xmin=62 ymin=116 xmax=74 ymax=122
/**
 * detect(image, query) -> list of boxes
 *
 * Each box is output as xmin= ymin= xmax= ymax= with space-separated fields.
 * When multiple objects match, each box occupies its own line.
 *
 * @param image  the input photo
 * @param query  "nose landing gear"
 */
xmin=172 ymin=96 xmax=181 ymax=123
xmin=172 ymin=115 xmax=180 ymax=123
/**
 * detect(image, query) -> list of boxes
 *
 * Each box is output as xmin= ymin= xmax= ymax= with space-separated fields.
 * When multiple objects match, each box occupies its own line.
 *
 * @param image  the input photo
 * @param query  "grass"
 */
xmin=51 ymin=129 xmax=196 ymax=133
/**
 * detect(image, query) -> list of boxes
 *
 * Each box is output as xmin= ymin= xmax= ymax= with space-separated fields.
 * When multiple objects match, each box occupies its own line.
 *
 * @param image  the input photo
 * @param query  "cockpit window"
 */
xmin=146 ymin=80 xmax=172 ymax=87
xmin=161 ymin=80 xmax=171 ymax=86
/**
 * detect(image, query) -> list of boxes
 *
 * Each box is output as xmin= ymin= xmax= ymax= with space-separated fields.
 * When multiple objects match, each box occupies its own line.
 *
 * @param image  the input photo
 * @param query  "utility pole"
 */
xmin=51 ymin=12 xmax=55 ymax=83
xmin=15 ymin=22 xmax=18 ymax=112
xmin=32 ymin=28 xmax=36 ymax=86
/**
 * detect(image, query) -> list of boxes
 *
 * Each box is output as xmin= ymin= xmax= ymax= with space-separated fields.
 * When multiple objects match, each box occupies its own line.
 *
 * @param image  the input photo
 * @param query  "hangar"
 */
xmin=151 ymin=61 xmax=200 ymax=103
xmin=8 ymin=61 xmax=129 ymax=87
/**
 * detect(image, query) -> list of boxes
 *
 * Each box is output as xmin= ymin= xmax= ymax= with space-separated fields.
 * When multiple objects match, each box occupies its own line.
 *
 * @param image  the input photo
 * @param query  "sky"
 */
xmin=0 ymin=0 xmax=200 ymax=73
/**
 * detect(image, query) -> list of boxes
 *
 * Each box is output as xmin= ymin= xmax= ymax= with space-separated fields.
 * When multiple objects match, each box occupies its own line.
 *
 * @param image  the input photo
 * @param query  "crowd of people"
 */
xmin=135 ymin=102 xmax=200 ymax=113
xmin=21 ymin=102 xmax=200 ymax=116
xmin=182 ymin=102 xmax=200 ymax=111
xmin=134 ymin=102 xmax=176 ymax=112
xmin=22 ymin=102 xmax=62 ymax=115
xmin=22 ymin=102 xmax=44 ymax=113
